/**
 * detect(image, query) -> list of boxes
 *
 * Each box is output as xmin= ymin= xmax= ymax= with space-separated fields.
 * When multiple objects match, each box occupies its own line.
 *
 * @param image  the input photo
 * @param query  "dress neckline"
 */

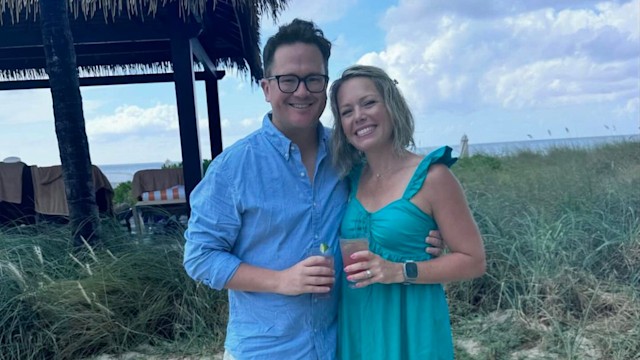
xmin=353 ymin=155 xmax=429 ymax=214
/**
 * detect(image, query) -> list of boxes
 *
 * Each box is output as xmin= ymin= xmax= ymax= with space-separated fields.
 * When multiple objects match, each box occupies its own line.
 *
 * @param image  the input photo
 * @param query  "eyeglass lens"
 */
xmin=277 ymin=75 xmax=327 ymax=93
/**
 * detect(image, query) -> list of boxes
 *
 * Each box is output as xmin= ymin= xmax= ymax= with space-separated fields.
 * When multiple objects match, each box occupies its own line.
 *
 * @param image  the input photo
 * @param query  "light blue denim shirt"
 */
xmin=184 ymin=113 xmax=348 ymax=360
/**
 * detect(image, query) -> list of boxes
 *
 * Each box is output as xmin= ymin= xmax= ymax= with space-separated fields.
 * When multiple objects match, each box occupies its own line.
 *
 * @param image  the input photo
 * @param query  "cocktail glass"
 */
xmin=339 ymin=237 xmax=369 ymax=288
xmin=307 ymin=243 xmax=335 ymax=299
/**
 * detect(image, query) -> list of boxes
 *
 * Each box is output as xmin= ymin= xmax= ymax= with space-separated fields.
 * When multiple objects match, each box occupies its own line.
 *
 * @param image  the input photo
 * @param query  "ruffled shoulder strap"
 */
xmin=403 ymin=146 xmax=457 ymax=199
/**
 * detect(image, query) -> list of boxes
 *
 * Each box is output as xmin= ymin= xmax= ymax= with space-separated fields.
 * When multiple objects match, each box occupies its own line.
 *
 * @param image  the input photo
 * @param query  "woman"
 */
xmin=330 ymin=65 xmax=486 ymax=360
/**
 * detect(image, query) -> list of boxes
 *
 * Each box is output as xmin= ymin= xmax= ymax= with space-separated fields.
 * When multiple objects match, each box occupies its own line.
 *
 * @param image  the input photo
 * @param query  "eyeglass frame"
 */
xmin=264 ymin=74 xmax=330 ymax=93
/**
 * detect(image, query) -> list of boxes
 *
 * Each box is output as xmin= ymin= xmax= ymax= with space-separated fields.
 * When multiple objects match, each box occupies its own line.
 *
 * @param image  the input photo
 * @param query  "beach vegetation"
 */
xmin=112 ymin=181 xmax=135 ymax=207
xmin=161 ymin=159 xmax=213 ymax=174
xmin=0 ymin=141 xmax=638 ymax=359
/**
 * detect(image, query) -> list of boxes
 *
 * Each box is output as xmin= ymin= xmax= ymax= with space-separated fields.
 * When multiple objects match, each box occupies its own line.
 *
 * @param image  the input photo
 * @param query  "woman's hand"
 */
xmin=344 ymin=250 xmax=403 ymax=288
xmin=343 ymin=229 xmax=447 ymax=288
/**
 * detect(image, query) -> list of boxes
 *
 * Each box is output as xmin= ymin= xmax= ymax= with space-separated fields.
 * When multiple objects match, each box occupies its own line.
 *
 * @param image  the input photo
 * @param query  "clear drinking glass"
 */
xmin=339 ymin=237 xmax=369 ymax=288
xmin=307 ymin=243 xmax=335 ymax=299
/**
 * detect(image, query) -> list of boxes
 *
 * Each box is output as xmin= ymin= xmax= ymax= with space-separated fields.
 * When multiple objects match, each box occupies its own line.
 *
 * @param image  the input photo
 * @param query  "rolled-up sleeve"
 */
xmin=183 ymin=158 xmax=242 ymax=290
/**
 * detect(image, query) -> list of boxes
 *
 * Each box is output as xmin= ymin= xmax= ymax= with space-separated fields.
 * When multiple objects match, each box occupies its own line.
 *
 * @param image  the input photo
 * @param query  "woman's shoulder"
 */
xmin=425 ymin=162 xmax=454 ymax=182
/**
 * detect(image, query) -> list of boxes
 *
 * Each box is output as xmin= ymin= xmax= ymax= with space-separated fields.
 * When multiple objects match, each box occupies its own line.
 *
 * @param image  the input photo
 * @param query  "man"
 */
xmin=184 ymin=19 xmax=443 ymax=359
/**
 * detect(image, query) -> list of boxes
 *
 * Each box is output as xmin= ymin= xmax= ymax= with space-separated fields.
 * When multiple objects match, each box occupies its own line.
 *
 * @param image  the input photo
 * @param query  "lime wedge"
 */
xmin=319 ymin=243 xmax=329 ymax=254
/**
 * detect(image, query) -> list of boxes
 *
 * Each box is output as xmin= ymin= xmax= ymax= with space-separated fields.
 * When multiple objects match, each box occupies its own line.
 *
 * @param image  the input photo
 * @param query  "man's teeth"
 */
xmin=356 ymin=126 xmax=374 ymax=136
xmin=291 ymin=104 xmax=311 ymax=109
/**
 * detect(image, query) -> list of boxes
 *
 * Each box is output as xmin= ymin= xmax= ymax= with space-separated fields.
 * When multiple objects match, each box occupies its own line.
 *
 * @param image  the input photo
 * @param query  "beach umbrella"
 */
xmin=460 ymin=134 xmax=469 ymax=158
xmin=1 ymin=0 xmax=288 ymax=246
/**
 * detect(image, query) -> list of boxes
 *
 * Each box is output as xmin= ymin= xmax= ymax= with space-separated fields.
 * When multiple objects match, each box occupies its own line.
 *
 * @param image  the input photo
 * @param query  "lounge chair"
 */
xmin=30 ymin=165 xmax=113 ymax=221
xmin=0 ymin=160 xmax=35 ymax=225
xmin=131 ymin=168 xmax=187 ymax=235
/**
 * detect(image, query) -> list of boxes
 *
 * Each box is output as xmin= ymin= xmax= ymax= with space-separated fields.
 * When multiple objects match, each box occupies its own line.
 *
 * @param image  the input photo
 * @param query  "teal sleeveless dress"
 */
xmin=338 ymin=146 xmax=456 ymax=360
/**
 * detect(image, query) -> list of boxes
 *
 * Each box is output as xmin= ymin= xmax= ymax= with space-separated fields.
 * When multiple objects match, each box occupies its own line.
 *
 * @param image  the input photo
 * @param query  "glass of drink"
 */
xmin=339 ymin=237 xmax=369 ymax=287
xmin=307 ymin=243 xmax=335 ymax=299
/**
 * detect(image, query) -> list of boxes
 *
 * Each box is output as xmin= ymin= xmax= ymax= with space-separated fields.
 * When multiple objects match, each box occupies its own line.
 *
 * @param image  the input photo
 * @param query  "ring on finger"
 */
xmin=366 ymin=269 xmax=372 ymax=278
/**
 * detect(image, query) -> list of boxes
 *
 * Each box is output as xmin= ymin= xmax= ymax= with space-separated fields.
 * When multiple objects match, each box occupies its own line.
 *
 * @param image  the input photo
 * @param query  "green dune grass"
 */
xmin=1 ymin=141 xmax=638 ymax=360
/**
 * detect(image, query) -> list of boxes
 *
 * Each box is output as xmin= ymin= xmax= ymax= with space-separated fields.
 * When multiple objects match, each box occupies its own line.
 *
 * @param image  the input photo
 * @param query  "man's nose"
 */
xmin=293 ymin=80 xmax=311 ymax=96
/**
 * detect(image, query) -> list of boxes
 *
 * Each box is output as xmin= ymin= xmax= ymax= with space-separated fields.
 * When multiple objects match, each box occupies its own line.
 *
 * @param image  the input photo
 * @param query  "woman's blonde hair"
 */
xmin=330 ymin=65 xmax=415 ymax=178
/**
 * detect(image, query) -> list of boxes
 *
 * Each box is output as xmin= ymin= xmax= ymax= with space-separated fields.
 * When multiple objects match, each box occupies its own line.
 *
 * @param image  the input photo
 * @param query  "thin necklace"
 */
xmin=373 ymin=167 xmax=394 ymax=179
xmin=368 ymin=152 xmax=415 ymax=180
xmin=369 ymin=162 xmax=404 ymax=180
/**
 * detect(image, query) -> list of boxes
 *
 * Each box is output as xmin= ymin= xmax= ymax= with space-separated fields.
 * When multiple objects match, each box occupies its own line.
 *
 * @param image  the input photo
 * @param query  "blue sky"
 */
xmin=1 ymin=0 xmax=638 ymax=165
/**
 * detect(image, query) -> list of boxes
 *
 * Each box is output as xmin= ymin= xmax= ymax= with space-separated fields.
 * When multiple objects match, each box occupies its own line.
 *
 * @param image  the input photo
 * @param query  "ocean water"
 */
xmin=419 ymin=134 xmax=639 ymax=158
xmin=99 ymin=162 xmax=163 ymax=187
xmin=100 ymin=134 xmax=639 ymax=187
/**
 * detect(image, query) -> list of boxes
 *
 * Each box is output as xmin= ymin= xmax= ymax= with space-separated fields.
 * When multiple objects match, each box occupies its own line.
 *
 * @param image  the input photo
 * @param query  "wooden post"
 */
xmin=169 ymin=15 xmax=201 ymax=206
xmin=205 ymin=70 xmax=225 ymax=159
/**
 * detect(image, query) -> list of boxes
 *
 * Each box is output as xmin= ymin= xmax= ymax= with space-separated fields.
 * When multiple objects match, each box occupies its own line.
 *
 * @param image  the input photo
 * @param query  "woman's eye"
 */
xmin=341 ymin=110 xmax=352 ymax=117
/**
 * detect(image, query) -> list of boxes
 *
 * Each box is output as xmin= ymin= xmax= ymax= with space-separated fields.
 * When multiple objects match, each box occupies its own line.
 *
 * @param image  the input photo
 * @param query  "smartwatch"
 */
xmin=403 ymin=260 xmax=418 ymax=285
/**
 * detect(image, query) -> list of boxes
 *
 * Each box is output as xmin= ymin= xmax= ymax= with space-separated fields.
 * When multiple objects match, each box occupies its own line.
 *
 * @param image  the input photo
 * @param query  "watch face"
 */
xmin=405 ymin=262 xmax=418 ymax=279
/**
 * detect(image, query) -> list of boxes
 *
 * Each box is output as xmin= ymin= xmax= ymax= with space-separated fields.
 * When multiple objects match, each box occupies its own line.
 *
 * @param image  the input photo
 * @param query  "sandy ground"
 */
xmin=90 ymin=354 xmax=222 ymax=360
xmin=86 ymin=310 xmax=609 ymax=360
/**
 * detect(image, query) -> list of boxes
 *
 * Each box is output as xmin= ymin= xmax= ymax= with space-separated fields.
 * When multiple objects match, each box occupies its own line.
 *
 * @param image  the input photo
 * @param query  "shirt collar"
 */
xmin=261 ymin=112 xmax=328 ymax=160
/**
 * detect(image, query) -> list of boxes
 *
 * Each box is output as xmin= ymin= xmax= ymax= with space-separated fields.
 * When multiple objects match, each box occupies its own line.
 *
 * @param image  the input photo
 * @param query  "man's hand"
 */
xmin=276 ymin=256 xmax=335 ymax=296
xmin=426 ymin=230 xmax=446 ymax=257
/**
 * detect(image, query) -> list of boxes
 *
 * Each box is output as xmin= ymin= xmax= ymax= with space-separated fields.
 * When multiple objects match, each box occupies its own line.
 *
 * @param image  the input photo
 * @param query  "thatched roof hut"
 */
xmin=0 ymin=0 xmax=285 ymax=82
xmin=0 ymin=0 xmax=287 ymax=200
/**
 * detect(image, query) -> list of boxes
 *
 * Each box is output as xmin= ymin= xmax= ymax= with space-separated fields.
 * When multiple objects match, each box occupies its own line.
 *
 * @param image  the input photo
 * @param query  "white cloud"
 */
xmin=480 ymin=57 xmax=637 ymax=108
xmin=361 ymin=0 xmax=639 ymax=115
xmin=87 ymin=104 xmax=264 ymax=161
xmin=615 ymin=97 xmax=640 ymax=117
xmin=218 ymin=116 xmax=262 ymax=146
xmin=240 ymin=118 xmax=257 ymax=127
xmin=86 ymin=104 xmax=179 ymax=137
xmin=3 ymin=1 xmax=637 ymax=166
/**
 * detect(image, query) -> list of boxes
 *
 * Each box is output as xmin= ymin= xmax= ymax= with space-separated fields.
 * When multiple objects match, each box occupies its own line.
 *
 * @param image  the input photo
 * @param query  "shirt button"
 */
xmin=300 ymin=172 xmax=305 ymax=177
xmin=313 ymin=202 xmax=317 ymax=207
xmin=315 ymin=234 xmax=319 ymax=239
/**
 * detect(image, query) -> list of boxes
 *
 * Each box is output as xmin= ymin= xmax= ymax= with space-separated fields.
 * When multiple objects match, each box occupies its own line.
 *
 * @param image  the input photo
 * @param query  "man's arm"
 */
xmin=183 ymin=159 xmax=244 ymax=290
xmin=426 ymin=230 xmax=445 ymax=256
xmin=183 ymin=159 xmax=334 ymax=295
xmin=226 ymin=257 xmax=334 ymax=295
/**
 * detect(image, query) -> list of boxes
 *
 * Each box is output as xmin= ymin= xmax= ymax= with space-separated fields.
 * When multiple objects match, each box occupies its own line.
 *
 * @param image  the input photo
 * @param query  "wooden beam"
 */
xmin=205 ymin=73 xmax=225 ymax=159
xmin=190 ymin=37 xmax=218 ymax=77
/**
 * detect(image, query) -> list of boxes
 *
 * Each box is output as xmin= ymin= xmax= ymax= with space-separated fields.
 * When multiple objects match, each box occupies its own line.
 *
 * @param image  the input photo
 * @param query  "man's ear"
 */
xmin=260 ymin=79 xmax=271 ymax=102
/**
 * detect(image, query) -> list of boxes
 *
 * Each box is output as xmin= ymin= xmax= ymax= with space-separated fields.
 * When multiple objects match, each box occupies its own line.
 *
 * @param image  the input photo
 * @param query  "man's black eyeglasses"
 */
xmin=265 ymin=74 xmax=329 ymax=93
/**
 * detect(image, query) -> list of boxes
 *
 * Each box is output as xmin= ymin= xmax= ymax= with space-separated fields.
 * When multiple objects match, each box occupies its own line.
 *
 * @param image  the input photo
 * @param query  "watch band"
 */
xmin=403 ymin=260 xmax=418 ymax=285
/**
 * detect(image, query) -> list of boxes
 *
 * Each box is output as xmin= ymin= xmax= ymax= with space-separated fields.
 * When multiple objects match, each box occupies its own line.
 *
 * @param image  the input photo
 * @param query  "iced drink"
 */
xmin=339 ymin=237 xmax=369 ymax=286
xmin=307 ymin=243 xmax=335 ymax=298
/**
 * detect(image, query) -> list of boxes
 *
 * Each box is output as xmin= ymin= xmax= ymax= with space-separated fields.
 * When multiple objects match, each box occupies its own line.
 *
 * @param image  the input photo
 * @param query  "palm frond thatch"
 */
xmin=0 ymin=0 xmax=287 ymax=23
xmin=0 ymin=0 xmax=288 ymax=82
